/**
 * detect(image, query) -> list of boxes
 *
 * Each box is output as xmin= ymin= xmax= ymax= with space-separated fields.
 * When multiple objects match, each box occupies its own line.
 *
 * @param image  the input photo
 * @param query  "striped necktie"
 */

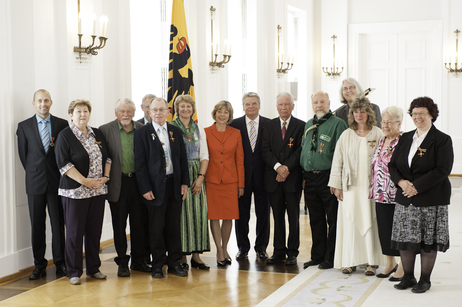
xmin=249 ymin=120 xmax=257 ymax=152
xmin=40 ymin=120 xmax=50 ymax=153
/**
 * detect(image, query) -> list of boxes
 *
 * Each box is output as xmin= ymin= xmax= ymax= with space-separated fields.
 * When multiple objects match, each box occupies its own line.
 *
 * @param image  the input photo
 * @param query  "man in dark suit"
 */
xmin=134 ymin=97 xmax=189 ymax=278
xmin=229 ymin=92 xmax=270 ymax=261
xmin=262 ymin=92 xmax=305 ymax=265
xmin=16 ymin=89 xmax=68 ymax=279
xmin=136 ymin=94 xmax=156 ymax=124
xmin=99 ymin=98 xmax=151 ymax=277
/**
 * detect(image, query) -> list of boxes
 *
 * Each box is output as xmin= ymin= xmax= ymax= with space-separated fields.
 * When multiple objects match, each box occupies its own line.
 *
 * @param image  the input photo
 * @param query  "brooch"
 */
xmin=169 ymin=131 xmax=175 ymax=142
xmin=318 ymin=143 xmax=325 ymax=154
xmin=95 ymin=141 xmax=102 ymax=149
xmin=50 ymin=137 xmax=55 ymax=147
xmin=368 ymin=140 xmax=377 ymax=148
xmin=288 ymin=137 xmax=294 ymax=148
xmin=151 ymin=133 xmax=156 ymax=141
xmin=417 ymin=147 xmax=427 ymax=157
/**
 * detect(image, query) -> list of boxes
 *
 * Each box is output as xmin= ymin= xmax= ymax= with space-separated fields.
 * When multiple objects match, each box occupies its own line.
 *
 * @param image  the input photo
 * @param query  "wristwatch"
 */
xmin=104 ymin=175 xmax=110 ymax=181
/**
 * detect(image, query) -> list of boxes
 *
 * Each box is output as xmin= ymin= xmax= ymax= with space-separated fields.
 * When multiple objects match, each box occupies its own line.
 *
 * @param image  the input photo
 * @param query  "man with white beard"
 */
xmin=300 ymin=91 xmax=347 ymax=270
xmin=99 ymin=98 xmax=151 ymax=277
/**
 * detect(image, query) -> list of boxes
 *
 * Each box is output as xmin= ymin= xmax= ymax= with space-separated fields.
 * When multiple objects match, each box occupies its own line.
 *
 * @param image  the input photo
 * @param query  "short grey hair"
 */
xmin=382 ymin=106 xmax=403 ymax=123
xmin=142 ymin=94 xmax=157 ymax=104
xmin=151 ymin=97 xmax=169 ymax=108
xmin=115 ymin=98 xmax=136 ymax=112
xmin=311 ymin=91 xmax=330 ymax=101
xmin=339 ymin=77 xmax=365 ymax=104
xmin=242 ymin=92 xmax=261 ymax=106
xmin=276 ymin=92 xmax=295 ymax=104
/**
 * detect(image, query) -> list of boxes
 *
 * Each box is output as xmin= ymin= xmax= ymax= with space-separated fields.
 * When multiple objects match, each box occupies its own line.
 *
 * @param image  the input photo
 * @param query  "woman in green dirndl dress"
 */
xmin=171 ymin=95 xmax=211 ymax=270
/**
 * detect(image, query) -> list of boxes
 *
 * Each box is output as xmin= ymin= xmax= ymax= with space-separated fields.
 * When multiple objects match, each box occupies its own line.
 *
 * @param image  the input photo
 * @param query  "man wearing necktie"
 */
xmin=261 ymin=92 xmax=305 ymax=265
xmin=134 ymin=97 xmax=189 ymax=278
xmin=16 ymin=89 xmax=69 ymax=279
xmin=230 ymin=92 xmax=271 ymax=261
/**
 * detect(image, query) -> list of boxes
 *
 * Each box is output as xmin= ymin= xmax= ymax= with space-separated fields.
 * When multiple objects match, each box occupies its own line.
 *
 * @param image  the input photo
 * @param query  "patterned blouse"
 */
xmin=58 ymin=122 xmax=111 ymax=199
xmin=369 ymin=134 xmax=401 ymax=204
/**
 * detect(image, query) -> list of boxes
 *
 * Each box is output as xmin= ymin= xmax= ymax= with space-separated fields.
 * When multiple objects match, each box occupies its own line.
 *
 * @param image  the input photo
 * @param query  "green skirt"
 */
xmin=181 ymin=159 xmax=210 ymax=254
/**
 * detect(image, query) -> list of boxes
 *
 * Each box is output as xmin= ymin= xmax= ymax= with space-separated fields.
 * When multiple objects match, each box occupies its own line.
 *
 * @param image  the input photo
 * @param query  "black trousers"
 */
xmin=235 ymin=175 xmax=270 ymax=253
xmin=27 ymin=189 xmax=65 ymax=269
xmin=146 ymin=178 xmax=182 ymax=269
xmin=303 ymin=170 xmax=338 ymax=263
xmin=109 ymin=175 xmax=149 ymax=266
xmin=268 ymin=183 xmax=301 ymax=257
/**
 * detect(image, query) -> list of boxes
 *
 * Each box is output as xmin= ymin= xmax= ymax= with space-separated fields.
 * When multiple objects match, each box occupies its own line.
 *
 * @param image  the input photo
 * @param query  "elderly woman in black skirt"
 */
xmin=388 ymin=97 xmax=453 ymax=293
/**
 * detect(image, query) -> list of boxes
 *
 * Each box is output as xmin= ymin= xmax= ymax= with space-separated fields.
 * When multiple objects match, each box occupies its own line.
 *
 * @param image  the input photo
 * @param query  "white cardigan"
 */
xmin=328 ymin=127 xmax=384 ymax=192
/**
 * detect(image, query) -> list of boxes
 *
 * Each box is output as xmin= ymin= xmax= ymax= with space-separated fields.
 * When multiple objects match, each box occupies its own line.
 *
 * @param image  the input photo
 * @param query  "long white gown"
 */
xmin=334 ymin=136 xmax=386 ymax=268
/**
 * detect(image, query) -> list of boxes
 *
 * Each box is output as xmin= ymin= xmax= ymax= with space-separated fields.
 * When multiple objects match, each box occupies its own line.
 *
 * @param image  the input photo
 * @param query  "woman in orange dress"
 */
xmin=205 ymin=100 xmax=245 ymax=266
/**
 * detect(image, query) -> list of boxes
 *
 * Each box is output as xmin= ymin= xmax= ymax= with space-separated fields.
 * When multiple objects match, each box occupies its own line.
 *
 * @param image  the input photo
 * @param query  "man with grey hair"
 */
xmin=99 ymin=98 xmax=151 ymax=277
xmin=262 ymin=92 xmax=305 ymax=265
xmin=300 ymin=91 xmax=347 ymax=270
xmin=137 ymin=94 xmax=157 ymax=124
xmin=229 ymin=92 xmax=271 ymax=261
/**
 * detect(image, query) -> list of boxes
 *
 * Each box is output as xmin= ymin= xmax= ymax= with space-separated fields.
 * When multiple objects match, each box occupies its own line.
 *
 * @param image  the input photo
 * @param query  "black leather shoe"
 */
xmin=394 ymin=276 xmax=417 ymax=290
xmin=56 ymin=264 xmax=68 ymax=277
xmin=389 ymin=276 xmax=403 ymax=282
xmin=285 ymin=256 xmax=297 ymax=265
xmin=118 ymin=265 xmax=130 ymax=277
xmin=376 ymin=264 xmax=398 ymax=278
xmin=168 ymin=265 xmax=188 ymax=277
xmin=256 ymin=251 xmax=269 ymax=260
xmin=180 ymin=262 xmax=189 ymax=270
xmin=235 ymin=251 xmax=248 ymax=260
xmin=29 ymin=268 xmax=47 ymax=280
xmin=411 ymin=280 xmax=431 ymax=293
xmin=130 ymin=261 xmax=152 ymax=273
xmin=318 ymin=260 xmax=334 ymax=270
xmin=152 ymin=268 xmax=164 ymax=278
xmin=225 ymin=257 xmax=232 ymax=264
xmin=303 ymin=259 xmax=322 ymax=269
xmin=266 ymin=255 xmax=286 ymax=264
xmin=191 ymin=259 xmax=210 ymax=270
xmin=217 ymin=260 xmax=227 ymax=266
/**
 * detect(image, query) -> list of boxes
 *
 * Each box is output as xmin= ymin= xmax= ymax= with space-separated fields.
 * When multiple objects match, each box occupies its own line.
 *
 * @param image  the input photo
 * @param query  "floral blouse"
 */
xmin=369 ymin=133 xmax=402 ymax=204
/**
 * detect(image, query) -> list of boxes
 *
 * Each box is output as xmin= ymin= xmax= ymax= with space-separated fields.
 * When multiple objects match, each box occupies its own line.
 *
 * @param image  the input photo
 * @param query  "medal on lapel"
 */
xmin=318 ymin=143 xmax=325 ymax=154
xmin=417 ymin=147 xmax=426 ymax=157
xmin=288 ymin=137 xmax=294 ymax=148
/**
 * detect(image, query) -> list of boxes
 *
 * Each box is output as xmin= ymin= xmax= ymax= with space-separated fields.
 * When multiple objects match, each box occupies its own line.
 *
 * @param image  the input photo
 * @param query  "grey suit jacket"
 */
xmin=99 ymin=119 xmax=144 ymax=202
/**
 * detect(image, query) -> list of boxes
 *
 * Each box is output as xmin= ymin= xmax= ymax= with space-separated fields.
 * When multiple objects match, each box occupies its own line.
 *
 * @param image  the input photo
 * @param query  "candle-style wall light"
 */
xmin=322 ymin=35 xmax=343 ymax=78
xmin=445 ymin=29 xmax=462 ymax=75
xmin=276 ymin=25 xmax=294 ymax=78
xmin=209 ymin=6 xmax=232 ymax=69
xmin=74 ymin=0 xmax=108 ymax=62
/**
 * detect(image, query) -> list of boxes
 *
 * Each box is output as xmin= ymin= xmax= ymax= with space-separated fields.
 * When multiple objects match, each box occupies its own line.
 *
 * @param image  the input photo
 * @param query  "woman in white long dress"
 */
xmin=328 ymin=98 xmax=386 ymax=275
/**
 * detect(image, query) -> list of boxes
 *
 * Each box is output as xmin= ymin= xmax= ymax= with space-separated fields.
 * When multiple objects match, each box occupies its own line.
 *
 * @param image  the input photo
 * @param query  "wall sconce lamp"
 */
xmin=322 ymin=35 xmax=343 ymax=78
xmin=276 ymin=25 xmax=294 ymax=78
xmin=445 ymin=29 xmax=462 ymax=75
xmin=209 ymin=6 xmax=231 ymax=69
xmin=74 ymin=0 xmax=108 ymax=62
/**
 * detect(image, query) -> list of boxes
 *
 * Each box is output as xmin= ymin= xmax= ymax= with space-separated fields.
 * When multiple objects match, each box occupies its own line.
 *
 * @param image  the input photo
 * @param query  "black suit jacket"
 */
xmin=261 ymin=116 xmax=305 ymax=193
xmin=389 ymin=125 xmax=453 ymax=207
xmin=229 ymin=115 xmax=269 ymax=189
xmin=134 ymin=122 xmax=189 ymax=206
xmin=137 ymin=117 xmax=148 ymax=125
xmin=17 ymin=115 xmax=69 ymax=195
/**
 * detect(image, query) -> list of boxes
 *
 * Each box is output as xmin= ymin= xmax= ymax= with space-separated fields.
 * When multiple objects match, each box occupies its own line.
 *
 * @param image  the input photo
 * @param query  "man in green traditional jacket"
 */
xmin=300 ymin=91 xmax=348 ymax=270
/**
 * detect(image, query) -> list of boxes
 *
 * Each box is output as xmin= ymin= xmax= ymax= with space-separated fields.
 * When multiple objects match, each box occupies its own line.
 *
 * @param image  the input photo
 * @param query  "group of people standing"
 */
xmin=17 ymin=80 xmax=453 ymax=294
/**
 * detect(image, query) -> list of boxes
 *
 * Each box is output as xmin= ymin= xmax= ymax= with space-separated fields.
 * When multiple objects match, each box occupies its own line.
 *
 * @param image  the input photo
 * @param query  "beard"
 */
xmin=315 ymin=111 xmax=328 ymax=119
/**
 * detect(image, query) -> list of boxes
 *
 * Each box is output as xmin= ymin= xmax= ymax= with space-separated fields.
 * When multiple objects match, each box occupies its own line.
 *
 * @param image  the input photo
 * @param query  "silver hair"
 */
xmin=142 ymin=94 xmax=157 ymax=104
xmin=382 ymin=106 xmax=403 ymax=123
xmin=151 ymin=97 xmax=169 ymax=107
xmin=115 ymin=98 xmax=136 ymax=112
xmin=339 ymin=77 xmax=365 ymax=104
xmin=276 ymin=92 xmax=295 ymax=104
xmin=311 ymin=91 xmax=330 ymax=101
xmin=242 ymin=92 xmax=261 ymax=106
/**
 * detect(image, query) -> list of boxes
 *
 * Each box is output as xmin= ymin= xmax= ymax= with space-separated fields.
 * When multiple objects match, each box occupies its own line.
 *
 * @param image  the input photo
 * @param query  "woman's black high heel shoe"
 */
xmin=191 ymin=259 xmax=210 ymax=270
xmin=376 ymin=264 xmax=398 ymax=278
